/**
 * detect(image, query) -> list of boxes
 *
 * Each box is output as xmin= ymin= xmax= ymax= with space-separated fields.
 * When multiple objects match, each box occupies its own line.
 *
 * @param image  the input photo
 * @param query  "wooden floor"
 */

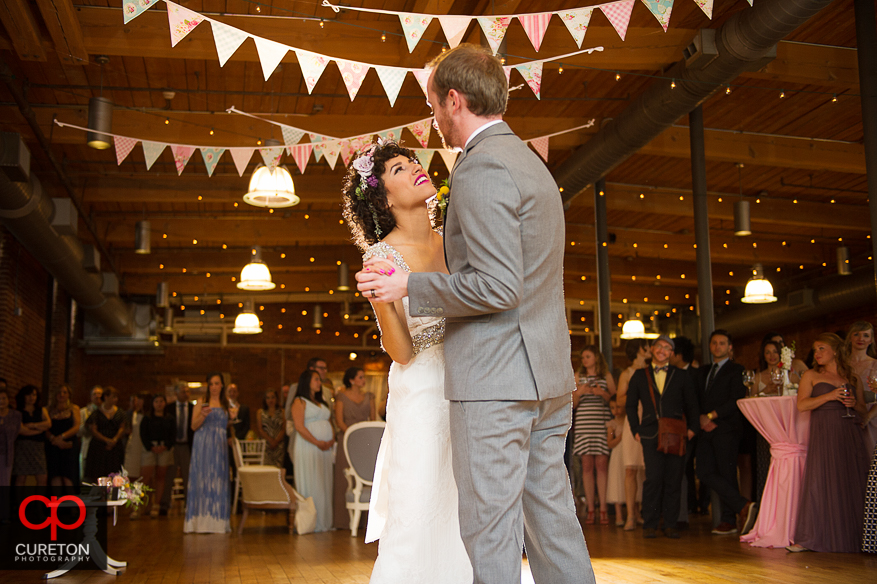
xmin=2 ymin=510 xmax=875 ymax=583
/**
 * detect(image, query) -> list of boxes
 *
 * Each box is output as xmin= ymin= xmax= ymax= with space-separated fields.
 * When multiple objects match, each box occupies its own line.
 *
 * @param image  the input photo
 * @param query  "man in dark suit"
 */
xmin=626 ymin=336 xmax=700 ymax=539
xmin=226 ymin=383 xmax=250 ymax=441
xmin=162 ymin=383 xmax=195 ymax=513
xmin=696 ymin=329 xmax=756 ymax=535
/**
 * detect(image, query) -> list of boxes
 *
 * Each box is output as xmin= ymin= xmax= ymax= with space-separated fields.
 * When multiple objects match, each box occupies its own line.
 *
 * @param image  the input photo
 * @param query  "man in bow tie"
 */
xmin=626 ymin=336 xmax=700 ymax=539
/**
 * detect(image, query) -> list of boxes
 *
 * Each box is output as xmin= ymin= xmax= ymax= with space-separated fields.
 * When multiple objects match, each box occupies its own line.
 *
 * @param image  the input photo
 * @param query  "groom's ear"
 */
xmin=447 ymin=88 xmax=466 ymax=114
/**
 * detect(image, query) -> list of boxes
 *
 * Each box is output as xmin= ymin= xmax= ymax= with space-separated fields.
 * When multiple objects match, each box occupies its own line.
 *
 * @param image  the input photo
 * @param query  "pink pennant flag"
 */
xmin=530 ymin=137 xmax=549 ymax=162
xmin=599 ymin=0 xmax=635 ymax=41
xmin=558 ymin=8 xmax=593 ymax=48
xmin=340 ymin=136 xmax=372 ymax=167
xmin=336 ymin=60 xmax=370 ymax=101
xmin=171 ymin=145 xmax=194 ymax=176
xmin=503 ymin=66 xmax=512 ymax=85
xmin=229 ymin=147 xmax=254 ymax=177
xmin=412 ymin=69 xmax=431 ymax=99
xmin=210 ymin=20 xmax=248 ymax=67
xmin=114 ymin=136 xmax=138 ymax=165
xmin=199 ymin=147 xmax=225 ymax=177
xmin=694 ymin=0 xmax=714 ymax=18
xmin=515 ymin=61 xmax=543 ymax=100
xmin=287 ymin=143 xmax=314 ymax=174
xmin=254 ymin=36 xmax=288 ymax=81
xmin=438 ymin=149 xmax=458 ymax=173
xmin=640 ymin=0 xmax=674 ymax=32
xmin=320 ymin=140 xmax=341 ymax=170
xmin=407 ymin=119 xmax=432 ymax=148
xmin=375 ymin=66 xmax=406 ymax=107
xmin=166 ymin=1 xmax=204 ymax=48
xmin=141 ymin=141 xmax=166 ymax=171
xmin=518 ymin=13 xmax=552 ymax=52
xmin=438 ymin=15 xmax=470 ymax=48
xmin=398 ymin=13 xmax=433 ymax=53
xmin=295 ymin=49 xmax=330 ymax=94
xmin=477 ymin=16 xmax=512 ymax=54
xmin=259 ymin=146 xmax=284 ymax=172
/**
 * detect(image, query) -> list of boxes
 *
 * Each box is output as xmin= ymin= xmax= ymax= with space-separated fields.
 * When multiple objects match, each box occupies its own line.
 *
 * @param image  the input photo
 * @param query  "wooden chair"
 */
xmin=343 ymin=421 xmax=385 ymax=537
xmin=232 ymin=438 xmax=270 ymax=514
xmin=236 ymin=466 xmax=296 ymax=535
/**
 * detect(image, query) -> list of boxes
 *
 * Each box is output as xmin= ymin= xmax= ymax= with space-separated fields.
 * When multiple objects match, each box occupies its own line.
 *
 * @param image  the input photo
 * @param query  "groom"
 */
xmin=356 ymin=44 xmax=595 ymax=584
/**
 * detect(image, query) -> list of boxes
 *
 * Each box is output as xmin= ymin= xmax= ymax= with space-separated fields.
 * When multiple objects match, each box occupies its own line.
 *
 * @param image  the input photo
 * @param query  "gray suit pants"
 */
xmin=449 ymin=395 xmax=595 ymax=584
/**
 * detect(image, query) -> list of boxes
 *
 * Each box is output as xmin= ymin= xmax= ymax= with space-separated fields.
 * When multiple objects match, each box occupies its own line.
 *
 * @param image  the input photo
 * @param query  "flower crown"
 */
xmin=351 ymin=138 xmax=392 ymax=239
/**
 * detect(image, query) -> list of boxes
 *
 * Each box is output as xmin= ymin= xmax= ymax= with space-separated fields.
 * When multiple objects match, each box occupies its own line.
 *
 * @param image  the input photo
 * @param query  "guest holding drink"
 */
xmin=789 ymin=333 xmax=869 ymax=553
xmin=754 ymin=340 xmax=799 ymax=396
xmin=845 ymin=321 xmax=877 ymax=450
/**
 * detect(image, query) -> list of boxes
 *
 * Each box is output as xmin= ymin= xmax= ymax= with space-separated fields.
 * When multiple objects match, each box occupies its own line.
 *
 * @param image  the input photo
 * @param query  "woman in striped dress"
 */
xmin=573 ymin=345 xmax=617 ymax=525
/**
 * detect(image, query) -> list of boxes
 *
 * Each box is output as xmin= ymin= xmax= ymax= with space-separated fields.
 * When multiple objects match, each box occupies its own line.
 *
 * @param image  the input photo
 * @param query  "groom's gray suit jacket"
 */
xmin=408 ymin=122 xmax=575 ymax=402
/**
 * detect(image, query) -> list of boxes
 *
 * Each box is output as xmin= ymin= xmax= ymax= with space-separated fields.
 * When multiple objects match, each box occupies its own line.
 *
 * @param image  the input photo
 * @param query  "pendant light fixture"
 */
xmin=837 ymin=246 xmax=851 ymax=275
xmin=233 ymin=300 xmax=262 ymax=334
xmin=337 ymin=262 xmax=350 ymax=291
xmin=237 ymin=246 xmax=275 ymax=291
xmin=135 ymin=220 xmax=151 ymax=254
xmin=620 ymin=314 xmax=646 ymax=339
xmin=243 ymin=164 xmax=299 ymax=208
xmin=741 ymin=263 xmax=777 ymax=304
xmin=87 ymin=56 xmax=113 ymax=150
xmin=734 ymin=163 xmax=751 ymax=236
xmin=312 ymin=304 xmax=323 ymax=329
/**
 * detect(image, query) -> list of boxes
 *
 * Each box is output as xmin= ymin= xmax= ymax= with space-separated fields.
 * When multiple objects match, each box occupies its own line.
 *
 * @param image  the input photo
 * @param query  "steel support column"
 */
xmin=690 ymin=107 xmax=715 ymax=360
xmin=595 ymin=178 xmax=613 ymax=370
xmin=854 ymin=0 xmax=877 ymax=289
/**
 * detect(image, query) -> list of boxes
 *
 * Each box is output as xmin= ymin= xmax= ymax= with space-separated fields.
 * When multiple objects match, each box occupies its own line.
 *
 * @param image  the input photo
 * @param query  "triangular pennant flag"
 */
xmin=438 ymin=149 xmax=458 ymax=173
xmin=170 ymin=145 xmax=195 ymax=176
xmin=210 ymin=20 xmax=249 ymax=67
xmin=199 ymin=147 xmax=225 ymax=177
xmin=340 ymin=136 xmax=373 ymax=168
xmin=406 ymin=119 xmax=432 ymax=148
xmin=438 ymin=15 xmax=470 ymax=48
xmin=640 ymin=0 xmax=674 ymax=32
xmin=746 ymin=0 xmax=753 ymax=5
xmin=375 ymin=66 xmax=406 ymax=107
xmin=321 ymin=140 xmax=341 ymax=170
xmin=166 ymin=1 xmax=204 ymax=48
xmin=515 ymin=61 xmax=543 ymax=99
xmin=123 ymin=0 xmax=158 ymax=24
xmin=417 ymin=149 xmax=436 ymax=173
xmin=599 ymin=0 xmax=635 ymax=41
xmin=253 ymin=36 xmax=288 ymax=81
xmin=530 ymin=137 xmax=549 ymax=162
xmin=412 ymin=69 xmax=431 ymax=99
xmin=517 ymin=13 xmax=552 ymax=52
xmin=280 ymin=125 xmax=305 ymax=146
xmin=229 ymin=147 xmax=254 ymax=177
xmin=309 ymin=133 xmax=326 ymax=162
xmin=142 ymin=141 xmax=166 ymax=171
xmin=693 ymin=0 xmax=713 ymax=18
xmin=503 ymin=66 xmax=512 ymax=85
xmin=288 ymin=144 xmax=314 ymax=174
xmin=377 ymin=127 xmax=404 ymax=143
xmin=398 ymin=13 xmax=433 ymax=53
xmin=558 ymin=8 xmax=593 ymax=48
xmin=336 ymin=60 xmax=371 ymax=101
xmin=259 ymin=146 xmax=284 ymax=172
xmin=114 ymin=136 xmax=138 ymax=165
xmin=477 ymin=16 xmax=512 ymax=54
xmin=295 ymin=49 xmax=330 ymax=94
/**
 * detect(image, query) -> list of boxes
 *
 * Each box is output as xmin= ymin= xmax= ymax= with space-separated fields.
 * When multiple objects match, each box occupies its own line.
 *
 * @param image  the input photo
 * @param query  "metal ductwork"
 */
xmin=554 ymin=0 xmax=833 ymax=202
xmin=0 ymin=133 xmax=132 ymax=335
xmin=715 ymin=268 xmax=877 ymax=338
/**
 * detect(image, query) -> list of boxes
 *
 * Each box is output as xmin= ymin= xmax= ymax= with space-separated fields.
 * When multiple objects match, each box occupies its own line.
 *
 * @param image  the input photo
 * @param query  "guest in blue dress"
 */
xmin=292 ymin=369 xmax=335 ymax=532
xmin=184 ymin=372 xmax=231 ymax=533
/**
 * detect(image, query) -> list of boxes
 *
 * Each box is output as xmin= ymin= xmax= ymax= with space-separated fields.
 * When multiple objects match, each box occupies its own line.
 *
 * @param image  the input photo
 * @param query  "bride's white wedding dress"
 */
xmin=363 ymin=242 xmax=473 ymax=584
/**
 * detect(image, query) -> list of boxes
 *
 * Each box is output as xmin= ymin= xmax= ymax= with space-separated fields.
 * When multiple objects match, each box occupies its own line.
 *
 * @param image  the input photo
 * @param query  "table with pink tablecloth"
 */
xmin=737 ymin=396 xmax=810 ymax=548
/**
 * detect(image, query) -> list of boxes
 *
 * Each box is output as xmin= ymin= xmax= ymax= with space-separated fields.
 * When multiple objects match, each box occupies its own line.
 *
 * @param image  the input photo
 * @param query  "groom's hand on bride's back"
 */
xmin=356 ymin=259 xmax=409 ymax=303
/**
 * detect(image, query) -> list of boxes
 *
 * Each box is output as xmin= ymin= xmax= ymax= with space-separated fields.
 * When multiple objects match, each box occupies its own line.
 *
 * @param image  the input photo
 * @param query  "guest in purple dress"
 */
xmin=0 ymin=387 xmax=22 ymax=486
xmin=790 ymin=333 xmax=869 ymax=553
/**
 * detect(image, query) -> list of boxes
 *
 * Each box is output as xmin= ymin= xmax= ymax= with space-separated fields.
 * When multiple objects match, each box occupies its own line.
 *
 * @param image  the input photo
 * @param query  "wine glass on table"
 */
xmin=840 ymin=385 xmax=856 ymax=418
xmin=742 ymin=370 xmax=755 ymax=397
xmin=770 ymin=368 xmax=784 ymax=396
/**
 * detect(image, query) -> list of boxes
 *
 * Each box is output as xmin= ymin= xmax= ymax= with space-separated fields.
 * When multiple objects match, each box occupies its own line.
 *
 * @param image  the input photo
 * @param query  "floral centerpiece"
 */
xmin=106 ymin=467 xmax=151 ymax=508
xmin=779 ymin=342 xmax=797 ymax=393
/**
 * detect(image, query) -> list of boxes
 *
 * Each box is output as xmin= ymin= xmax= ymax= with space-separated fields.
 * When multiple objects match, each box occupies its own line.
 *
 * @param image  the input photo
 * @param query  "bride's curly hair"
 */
xmin=341 ymin=140 xmax=418 ymax=251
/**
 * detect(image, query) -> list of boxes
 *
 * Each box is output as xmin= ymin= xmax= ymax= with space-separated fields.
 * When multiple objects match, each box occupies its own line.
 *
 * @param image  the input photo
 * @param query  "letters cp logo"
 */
xmin=19 ymin=496 xmax=86 ymax=541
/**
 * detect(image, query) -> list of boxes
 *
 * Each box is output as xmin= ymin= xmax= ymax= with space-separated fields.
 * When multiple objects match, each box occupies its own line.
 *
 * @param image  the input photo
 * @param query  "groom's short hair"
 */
xmin=427 ymin=44 xmax=507 ymax=117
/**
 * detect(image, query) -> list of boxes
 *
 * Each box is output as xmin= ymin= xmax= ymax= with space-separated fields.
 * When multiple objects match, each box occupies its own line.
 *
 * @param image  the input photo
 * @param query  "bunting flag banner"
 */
xmin=412 ymin=69 xmax=431 ymax=99
xmin=200 ymin=148 xmax=225 ymax=177
xmin=281 ymin=125 xmax=305 ymax=146
xmin=320 ymin=140 xmax=341 ymax=170
xmin=114 ymin=136 xmax=138 ymax=165
xmin=166 ymin=1 xmax=204 ymax=47
xmin=254 ymin=36 xmax=288 ymax=81
xmin=230 ymin=147 xmax=254 ymax=176
xmin=259 ymin=146 xmax=284 ymax=172
xmin=288 ymin=143 xmax=314 ymax=174
xmin=694 ymin=0 xmax=713 ymax=18
xmin=398 ymin=13 xmax=433 ymax=53
xmin=559 ymin=8 xmax=593 ymax=48
xmin=438 ymin=15 xmax=470 ymax=48
xmin=340 ymin=136 xmax=372 ymax=167
xmin=406 ymin=119 xmax=432 ymax=148
xmin=295 ymin=49 xmax=330 ymax=94
xmin=515 ymin=61 xmax=543 ymax=99
xmin=377 ymin=127 xmax=404 ymax=142
xmin=640 ymin=0 xmax=674 ymax=32
xmin=503 ymin=66 xmax=512 ymax=85
xmin=530 ymin=136 xmax=549 ymax=162
xmin=477 ymin=16 xmax=512 ymax=54
xmin=336 ymin=60 xmax=370 ymax=101
xmin=142 ymin=141 xmax=166 ymax=171
xmin=599 ymin=0 xmax=636 ymax=41
xmin=211 ymin=20 xmax=249 ymax=67
xmin=171 ymin=145 xmax=195 ymax=175
xmin=375 ymin=66 xmax=406 ymax=107
xmin=438 ymin=149 xmax=458 ymax=173
xmin=518 ymin=13 xmax=552 ymax=52
xmin=309 ymin=133 xmax=326 ymax=162
xmin=418 ymin=149 xmax=436 ymax=172
xmin=123 ymin=0 xmax=158 ymax=24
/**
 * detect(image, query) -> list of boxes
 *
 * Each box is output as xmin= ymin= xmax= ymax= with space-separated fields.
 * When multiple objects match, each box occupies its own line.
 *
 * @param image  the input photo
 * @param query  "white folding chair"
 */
xmin=232 ymin=438 xmax=270 ymax=514
xmin=343 ymin=421 xmax=385 ymax=537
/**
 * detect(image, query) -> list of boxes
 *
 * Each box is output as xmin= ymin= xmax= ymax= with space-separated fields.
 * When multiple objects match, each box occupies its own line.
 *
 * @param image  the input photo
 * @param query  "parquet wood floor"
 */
xmin=2 ymin=510 xmax=875 ymax=583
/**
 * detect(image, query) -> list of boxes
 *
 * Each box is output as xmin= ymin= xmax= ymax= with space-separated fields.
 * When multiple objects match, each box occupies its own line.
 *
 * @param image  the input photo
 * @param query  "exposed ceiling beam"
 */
xmin=33 ymin=0 xmax=89 ymax=65
xmin=0 ymin=0 xmax=47 ymax=61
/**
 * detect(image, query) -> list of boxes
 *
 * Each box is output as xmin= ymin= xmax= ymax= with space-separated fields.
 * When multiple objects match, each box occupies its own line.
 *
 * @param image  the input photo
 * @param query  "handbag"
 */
xmin=645 ymin=369 xmax=687 ymax=457
xmin=292 ymin=488 xmax=317 ymax=535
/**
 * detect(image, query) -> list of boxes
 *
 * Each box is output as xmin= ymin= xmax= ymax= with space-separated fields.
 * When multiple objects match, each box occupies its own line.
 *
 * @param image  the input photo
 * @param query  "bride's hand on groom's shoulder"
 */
xmin=356 ymin=259 xmax=409 ymax=304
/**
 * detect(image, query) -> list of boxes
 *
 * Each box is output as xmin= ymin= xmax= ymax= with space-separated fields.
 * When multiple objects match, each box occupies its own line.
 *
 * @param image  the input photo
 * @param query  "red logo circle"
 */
xmin=19 ymin=496 xmax=86 ymax=541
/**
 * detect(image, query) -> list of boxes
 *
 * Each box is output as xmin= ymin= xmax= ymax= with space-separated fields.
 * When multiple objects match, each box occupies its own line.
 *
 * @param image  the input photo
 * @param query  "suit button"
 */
xmin=436 ymin=308 xmax=443 ymax=315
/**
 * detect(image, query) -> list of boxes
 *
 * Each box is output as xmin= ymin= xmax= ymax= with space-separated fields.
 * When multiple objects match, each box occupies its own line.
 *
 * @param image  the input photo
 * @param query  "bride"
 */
xmin=341 ymin=139 xmax=473 ymax=584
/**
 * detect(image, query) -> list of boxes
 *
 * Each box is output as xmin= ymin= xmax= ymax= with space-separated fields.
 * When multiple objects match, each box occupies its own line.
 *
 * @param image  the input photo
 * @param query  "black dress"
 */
xmin=46 ymin=411 xmax=80 ymax=485
xmin=84 ymin=408 xmax=126 ymax=482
